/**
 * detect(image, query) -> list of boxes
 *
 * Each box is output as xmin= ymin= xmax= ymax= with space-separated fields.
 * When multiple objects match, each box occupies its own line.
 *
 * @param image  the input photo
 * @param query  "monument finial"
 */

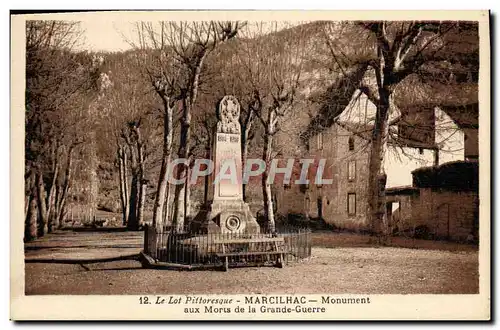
xmin=217 ymin=95 xmax=241 ymax=134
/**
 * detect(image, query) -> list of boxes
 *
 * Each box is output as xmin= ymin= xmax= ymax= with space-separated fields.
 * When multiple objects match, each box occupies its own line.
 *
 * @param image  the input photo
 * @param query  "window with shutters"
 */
xmin=348 ymin=136 xmax=354 ymax=151
xmin=348 ymin=193 xmax=356 ymax=215
xmin=317 ymin=132 xmax=323 ymax=150
xmin=348 ymin=160 xmax=356 ymax=181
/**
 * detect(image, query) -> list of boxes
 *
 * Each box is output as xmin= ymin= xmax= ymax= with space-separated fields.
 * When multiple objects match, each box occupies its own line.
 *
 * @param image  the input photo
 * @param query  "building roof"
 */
xmin=386 ymin=185 xmax=420 ymax=196
xmin=301 ymin=62 xmax=370 ymax=142
xmin=334 ymin=121 xmax=437 ymax=150
xmin=440 ymin=103 xmax=479 ymax=129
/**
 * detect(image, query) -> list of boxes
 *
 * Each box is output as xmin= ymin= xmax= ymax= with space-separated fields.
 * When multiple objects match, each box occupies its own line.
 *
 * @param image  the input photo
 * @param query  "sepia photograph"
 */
xmin=10 ymin=10 xmax=490 ymax=320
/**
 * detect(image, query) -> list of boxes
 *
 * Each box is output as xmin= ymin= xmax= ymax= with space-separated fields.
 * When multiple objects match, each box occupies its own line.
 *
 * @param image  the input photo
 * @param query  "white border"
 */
xmin=5 ymin=5 xmax=496 ymax=327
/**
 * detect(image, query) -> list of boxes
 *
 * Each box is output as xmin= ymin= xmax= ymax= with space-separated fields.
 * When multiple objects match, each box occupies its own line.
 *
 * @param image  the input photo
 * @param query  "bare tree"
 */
xmin=234 ymin=22 xmax=307 ymax=232
xmin=133 ymin=24 xmax=183 ymax=230
xmin=25 ymin=20 xmax=99 ymax=240
xmin=96 ymin=52 xmax=159 ymax=230
xmin=135 ymin=21 xmax=243 ymax=231
xmin=116 ymin=143 xmax=129 ymax=225
xmin=323 ymin=21 xmax=478 ymax=240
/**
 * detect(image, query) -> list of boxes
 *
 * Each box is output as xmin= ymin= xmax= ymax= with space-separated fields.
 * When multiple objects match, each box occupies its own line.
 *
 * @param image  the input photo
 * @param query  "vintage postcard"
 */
xmin=11 ymin=10 xmax=490 ymax=320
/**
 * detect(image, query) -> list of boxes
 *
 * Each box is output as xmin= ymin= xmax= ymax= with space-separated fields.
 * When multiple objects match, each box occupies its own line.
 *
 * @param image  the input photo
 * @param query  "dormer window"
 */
xmin=348 ymin=136 xmax=354 ymax=151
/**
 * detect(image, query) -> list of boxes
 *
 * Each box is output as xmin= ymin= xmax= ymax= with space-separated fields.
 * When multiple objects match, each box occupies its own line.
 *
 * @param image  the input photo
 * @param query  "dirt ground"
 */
xmin=24 ymin=230 xmax=478 ymax=295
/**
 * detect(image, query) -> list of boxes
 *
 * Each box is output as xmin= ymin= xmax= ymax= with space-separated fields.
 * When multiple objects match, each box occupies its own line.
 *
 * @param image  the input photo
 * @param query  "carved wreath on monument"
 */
xmin=225 ymin=215 xmax=241 ymax=231
xmin=217 ymin=95 xmax=241 ymax=134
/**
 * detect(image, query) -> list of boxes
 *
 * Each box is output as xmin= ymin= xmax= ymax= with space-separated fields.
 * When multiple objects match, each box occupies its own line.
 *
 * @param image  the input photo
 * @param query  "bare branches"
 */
xmin=136 ymin=21 xmax=243 ymax=109
xmin=25 ymin=20 xmax=100 ymax=238
xmin=358 ymin=84 xmax=380 ymax=105
xmin=26 ymin=20 xmax=98 ymax=170
xmin=375 ymin=22 xmax=391 ymax=59
xmin=352 ymin=20 xmax=477 ymax=236
xmin=394 ymin=23 xmax=424 ymax=67
xmin=131 ymin=20 xmax=245 ymax=229
xmin=26 ymin=20 xmax=83 ymax=54
xmin=357 ymin=21 xmax=461 ymax=92
xmin=234 ymin=21 xmax=307 ymax=137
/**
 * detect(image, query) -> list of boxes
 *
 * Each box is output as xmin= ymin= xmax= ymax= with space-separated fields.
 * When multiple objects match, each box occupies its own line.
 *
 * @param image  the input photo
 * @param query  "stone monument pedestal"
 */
xmin=190 ymin=200 xmax=260 ymax=234
xmin=189 ymin=95 xmax=260 ymax=235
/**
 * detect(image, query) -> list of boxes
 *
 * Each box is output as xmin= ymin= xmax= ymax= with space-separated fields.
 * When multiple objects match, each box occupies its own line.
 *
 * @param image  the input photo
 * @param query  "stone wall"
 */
xmin=275 ymin=184 xmax=308 ymax=216
xmin=411 ymin=189 xmax=478 ymax=241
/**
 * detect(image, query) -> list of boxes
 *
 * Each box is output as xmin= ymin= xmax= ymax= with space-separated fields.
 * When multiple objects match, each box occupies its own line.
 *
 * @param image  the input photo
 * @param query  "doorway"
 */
xmin=317 ymin=197 xmax=323 ymax=220
xmin=386 ymin=201 xmax=401 ymax=234
xmin=436 ymin=203 xmax=450 ymax=239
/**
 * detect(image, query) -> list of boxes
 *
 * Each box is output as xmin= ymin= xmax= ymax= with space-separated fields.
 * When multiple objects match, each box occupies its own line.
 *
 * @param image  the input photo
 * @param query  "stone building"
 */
xmin=409 ymin=161 xmax=479 ymax=240
xmin=275 ymin=90 xmax=478 ymax=239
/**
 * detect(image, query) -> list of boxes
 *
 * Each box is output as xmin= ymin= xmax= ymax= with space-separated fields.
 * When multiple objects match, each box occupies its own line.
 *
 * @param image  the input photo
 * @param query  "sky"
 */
xmin=80 ymin=20 xmax=136 ymax=52
xmin=78 ymin=17 xmax=301 ymax=52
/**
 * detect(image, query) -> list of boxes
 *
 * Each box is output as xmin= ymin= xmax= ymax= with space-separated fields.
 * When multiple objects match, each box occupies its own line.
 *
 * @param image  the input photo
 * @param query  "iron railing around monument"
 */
xmin=143 ymin=225 xmax=312 ymax=268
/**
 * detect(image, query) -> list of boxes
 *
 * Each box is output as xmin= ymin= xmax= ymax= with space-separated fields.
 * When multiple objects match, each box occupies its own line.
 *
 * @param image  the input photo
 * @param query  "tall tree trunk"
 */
xmin=163 ymin=183 xmax=172 ymax=228
xmin=202 ymin=126 xmax=212 ymax=205
xmin=24 ymin=194 xmax=30 ymax=223
xmin=241 ymin=107 xmax=255 ymax=202
xmin=47 ymin=154 xmax=59 ymax=233
xmin=172 ymin=103 xmax=191 ymax=232
xmin=55 ymin=146 xmax=74 ymax=229
xmin=117 ymin=145 xmax=129 ymax=226
xmin=25 ymin=171 xmax=33 ymax=220
xmin=87 ymin=132 xmax=99 ymax=223
xmin=173 ymin=182 xmax=186 ymax=232
xmin=136 ymin=129 xmax=146 ymax=228
xmin=262 ymin=125 xmax=275 ymax=233
xmin=367 ymin=41 xmax=393 ymax=242
xmin=241 ymin=141 xmax=248 ymax=202
xmin=368 ymin=92 xmax=390 ymax=240
xmin=153 ymin=153 xmax=171 ymax=228
xmin=35 ymin=171 xmax=48 ymax=236
xmin=241 ymin=129 xmax=250 ymax=202
xmin=25 ymin=189 xmax=38 ymax=242
xmin=152 ymin=99 xmax=173 ymax=229
xmin=184 ymin=163 xmax=192 ymax=225
xmin=123 ymin=148 xmax=129 ymax=214
xmin=172 ymin=52 xmax=207 ymax=232
xmin=138 ymin=182 xmax=146 ymax=228
xmin=127 ymin=172 xmax=139 ymax=231
xmin=124 ymin=130 xmax=140 ymax=231
xmin=203 ymin=153 xmax=210 ymax=204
